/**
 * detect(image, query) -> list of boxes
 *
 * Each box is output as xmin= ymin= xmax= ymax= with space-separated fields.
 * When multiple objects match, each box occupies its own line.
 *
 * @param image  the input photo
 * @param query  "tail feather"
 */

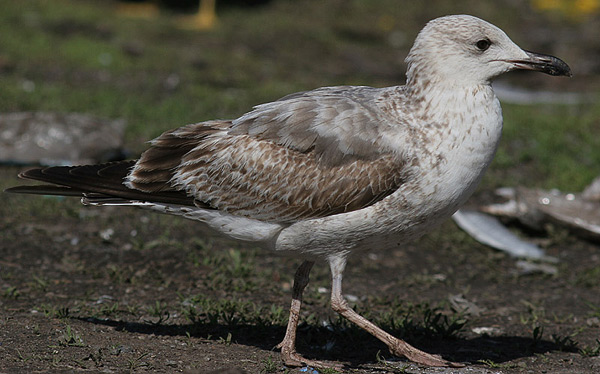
xmin=5 ymin=184 xmax=86 ymax=196
xmin=6 ymin=161 xmax=197 ymax=207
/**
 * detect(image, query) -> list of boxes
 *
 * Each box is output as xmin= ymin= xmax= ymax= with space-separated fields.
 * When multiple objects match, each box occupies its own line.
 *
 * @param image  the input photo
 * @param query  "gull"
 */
xmin=6 ymin=15 xmax=570 ymax=368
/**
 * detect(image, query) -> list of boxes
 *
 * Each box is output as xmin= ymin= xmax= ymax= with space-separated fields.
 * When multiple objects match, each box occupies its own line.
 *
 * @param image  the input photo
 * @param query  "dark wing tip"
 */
xmin=5 ymin=185 xmax=85 ymax=196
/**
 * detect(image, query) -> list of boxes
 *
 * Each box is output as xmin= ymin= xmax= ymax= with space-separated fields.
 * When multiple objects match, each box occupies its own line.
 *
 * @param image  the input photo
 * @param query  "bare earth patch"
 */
xmin=1 ymin=169 xmax=600 ymax=374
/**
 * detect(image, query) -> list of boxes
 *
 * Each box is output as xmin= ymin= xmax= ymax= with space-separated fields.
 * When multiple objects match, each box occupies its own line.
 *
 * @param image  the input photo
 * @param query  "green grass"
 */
xmin=0 ymin=0 xmax=597 ymax=184
xmin=180 ymin=295 xmax=289 ymax=327
xmin=58 ymin=325 xmax=86 ymax=347
xmin=492 ymin=102 xmax=600 ymax=191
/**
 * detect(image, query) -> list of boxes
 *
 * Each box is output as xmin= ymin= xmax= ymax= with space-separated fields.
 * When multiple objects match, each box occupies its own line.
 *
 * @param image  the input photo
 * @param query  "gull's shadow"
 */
xmin=75 ymin=316 xmax=572 ymax=367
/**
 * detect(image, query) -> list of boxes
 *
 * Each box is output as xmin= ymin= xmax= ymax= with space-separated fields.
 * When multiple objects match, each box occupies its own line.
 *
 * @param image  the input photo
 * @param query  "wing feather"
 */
xmin=230 ymin=86 xmax=397 ymax=166
xmin=11 ymin=86 xmax=413 ymax=224
xmin=9 ymin=162 xmax=196 ymax=206
xmin=128 ymin=101 xmax=411 ymax=223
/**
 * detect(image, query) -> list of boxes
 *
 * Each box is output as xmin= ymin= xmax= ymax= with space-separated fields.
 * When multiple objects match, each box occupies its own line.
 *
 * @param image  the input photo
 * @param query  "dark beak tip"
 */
xmin=552 ymin=60 xmax=572 ymax=77
xmin=522 ymin=50 xmax=572 ymax=77
xmin=550 ymin=66 xmax=572 ymax=77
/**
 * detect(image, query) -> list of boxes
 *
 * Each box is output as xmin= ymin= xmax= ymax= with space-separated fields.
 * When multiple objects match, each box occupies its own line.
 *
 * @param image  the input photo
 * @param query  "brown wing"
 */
xmin=128 ymin=116 xmax=411 ymax=223
xmin=230 ymin=86 xmax=395 ymax=166
xmin=10 ymin=86 xmax=412 ymax=223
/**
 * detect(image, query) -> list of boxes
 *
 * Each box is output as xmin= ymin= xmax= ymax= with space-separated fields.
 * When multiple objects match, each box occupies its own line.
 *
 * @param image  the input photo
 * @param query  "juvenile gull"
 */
xmin=6 ymin=15 xmax=570 ymax=368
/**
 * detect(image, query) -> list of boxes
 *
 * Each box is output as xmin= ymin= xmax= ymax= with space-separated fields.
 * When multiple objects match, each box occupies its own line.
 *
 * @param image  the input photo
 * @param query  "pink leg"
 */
xmin=276 ymin=261 xmax=341 ymax=368
xmin=328 ymin=255 xmax=464 ymax=368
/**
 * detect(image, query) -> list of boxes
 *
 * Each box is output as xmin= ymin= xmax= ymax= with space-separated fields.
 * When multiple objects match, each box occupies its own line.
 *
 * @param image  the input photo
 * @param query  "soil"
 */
xmin=1 ymin=164 xmax=600 ymax=374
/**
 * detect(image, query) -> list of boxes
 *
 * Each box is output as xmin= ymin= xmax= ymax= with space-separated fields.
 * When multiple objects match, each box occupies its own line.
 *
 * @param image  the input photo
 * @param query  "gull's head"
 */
xmin=406 ymin=15 xmax=571 ymax=87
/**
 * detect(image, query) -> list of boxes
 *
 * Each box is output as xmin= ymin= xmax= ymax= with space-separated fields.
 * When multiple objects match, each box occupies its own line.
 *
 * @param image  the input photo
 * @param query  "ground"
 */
xmin=1 ymin=1 xmax=600 ymax=373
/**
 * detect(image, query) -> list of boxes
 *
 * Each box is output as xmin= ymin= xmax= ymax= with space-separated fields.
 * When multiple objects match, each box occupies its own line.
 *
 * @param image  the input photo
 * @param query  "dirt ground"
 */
xmin=1 ymin=163 xmax=600 ymax=373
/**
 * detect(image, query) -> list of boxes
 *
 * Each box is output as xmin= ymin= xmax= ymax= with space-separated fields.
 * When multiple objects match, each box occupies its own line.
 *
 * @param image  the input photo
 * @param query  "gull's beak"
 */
xmin=505 ymin=50 xmax=572 ymax=77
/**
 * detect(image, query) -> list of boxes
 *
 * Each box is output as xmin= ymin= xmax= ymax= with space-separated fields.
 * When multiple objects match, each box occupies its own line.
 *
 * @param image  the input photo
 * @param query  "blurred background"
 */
xmin=0 ymin=0 xmax=598 ymax=192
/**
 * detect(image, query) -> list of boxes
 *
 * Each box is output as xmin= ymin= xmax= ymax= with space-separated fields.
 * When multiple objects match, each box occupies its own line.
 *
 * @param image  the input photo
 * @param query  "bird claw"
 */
xmin=278 ymin=348 xmax=343 ymax=369
xmin=389 ymin=345 xmax=465 ymax=368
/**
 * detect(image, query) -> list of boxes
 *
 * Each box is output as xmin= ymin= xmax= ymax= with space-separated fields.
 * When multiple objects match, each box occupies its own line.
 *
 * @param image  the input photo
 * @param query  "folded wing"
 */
xmin=10 ymin=87 xmax=412 ymax=223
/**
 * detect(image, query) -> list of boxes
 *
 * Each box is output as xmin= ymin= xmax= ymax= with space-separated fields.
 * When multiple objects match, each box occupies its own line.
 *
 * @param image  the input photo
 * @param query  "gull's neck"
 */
xmin=391 ymin=72 xmax=504 ymax=219
xmin=406 ymin=74 xmax=494 ymax=116
xmin=399 ymin=68 xmax=500 ymax=144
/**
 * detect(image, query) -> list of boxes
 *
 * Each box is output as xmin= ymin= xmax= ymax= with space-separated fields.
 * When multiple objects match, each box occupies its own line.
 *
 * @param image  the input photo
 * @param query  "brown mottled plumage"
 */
xmin=125 ymin=89 xmax=413 ymax=222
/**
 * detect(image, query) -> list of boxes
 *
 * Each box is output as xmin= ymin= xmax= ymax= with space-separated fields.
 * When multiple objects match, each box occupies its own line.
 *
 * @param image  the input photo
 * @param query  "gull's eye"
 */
xmin=476 ymin=38 xmax=491 ymax=51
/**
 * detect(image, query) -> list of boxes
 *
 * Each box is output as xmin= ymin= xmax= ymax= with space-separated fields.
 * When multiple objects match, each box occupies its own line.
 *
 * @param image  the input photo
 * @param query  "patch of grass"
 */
xmin=39 ymin=304 xmax=71 ymax=319
xmin=259 ymin=357 xmax=278 ymax=374
xmin=125 ymin=352 xmax=150 ymax=372
xmin=30 ymin=275 xmax=48 ymax=291
xmin=201 ymin=247 xmax=265 ymax=292
xmin=70 ymin=298 xmax=133 ymax=321
xmin=491 ymin=103 xmax=600 ymax=191
xmin=180 ymin=295 xmax=288 ymax=328
xmin=184 ymin=331 xmax=194 ymax=347
xmin=519 ymin=300 xmax=546 ymax=325
xmin=585 ymin=300 xmax=600 ymax=318
xmin=144 ymin=301 xmax=170 ymax=325
xmin=58 ymin=325 xmax=86 ymax=347
xmin=369 ymin=301 xmax=468 ymax=342
xmin=375 ymin=350 xmax=411 ymax=372
xmin=31 ymin=324 xmax=41 ymax=336
xmin=97 ymin=302 xmax=120 ymax=318
xmin=531 ymin=324 xmax=545 ymax=346
xmin=580 ymin=339 xmax=600 ymax=357
xmin=125 ymin=304 xmax=141 ymax=317
xmin=14 ymin=348 xmax=41 ymax=363
xmin=2 ymin=286 xmax=20 ymax=299
xmin=575 ymin=266 xmax=600 ymax=288
xmin=552 ymin=333 xmax=579 ymax=351
xmin=106 ymin=264 xmax=134 ymax=284
xmin=477 ymin=359 xmax=516 ymax=369
xmin=217 ymin=332 xmax=233 ymax=345
xmin=551 ymin=311 xmax=575 ymax=324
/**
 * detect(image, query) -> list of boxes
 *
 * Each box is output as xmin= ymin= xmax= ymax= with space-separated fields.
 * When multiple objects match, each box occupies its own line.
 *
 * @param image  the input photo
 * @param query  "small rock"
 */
xmin=516 ymin=261 xmax=558 ymax=276
xmin=449 ymin=294 xmax=485 ymax=316
xmin=472 ymin=326 xmax=504 ymax=336
xmin=110 ymin=345 xmax=133 ymax=355
xmin=586 ymin=317 xmax=600 ymax=327
xmin=99 ymin=228 xmax=114 ymax=241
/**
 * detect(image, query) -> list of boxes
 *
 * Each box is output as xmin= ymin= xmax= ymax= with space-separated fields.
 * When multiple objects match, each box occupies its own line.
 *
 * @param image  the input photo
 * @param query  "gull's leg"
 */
xmin=276 ymin=260 xmax=341 ymax=369
xmin=276 ymin=260 xmax=313 ymax=365
xmin=328 ymin=255 xmax=465 ymax=368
